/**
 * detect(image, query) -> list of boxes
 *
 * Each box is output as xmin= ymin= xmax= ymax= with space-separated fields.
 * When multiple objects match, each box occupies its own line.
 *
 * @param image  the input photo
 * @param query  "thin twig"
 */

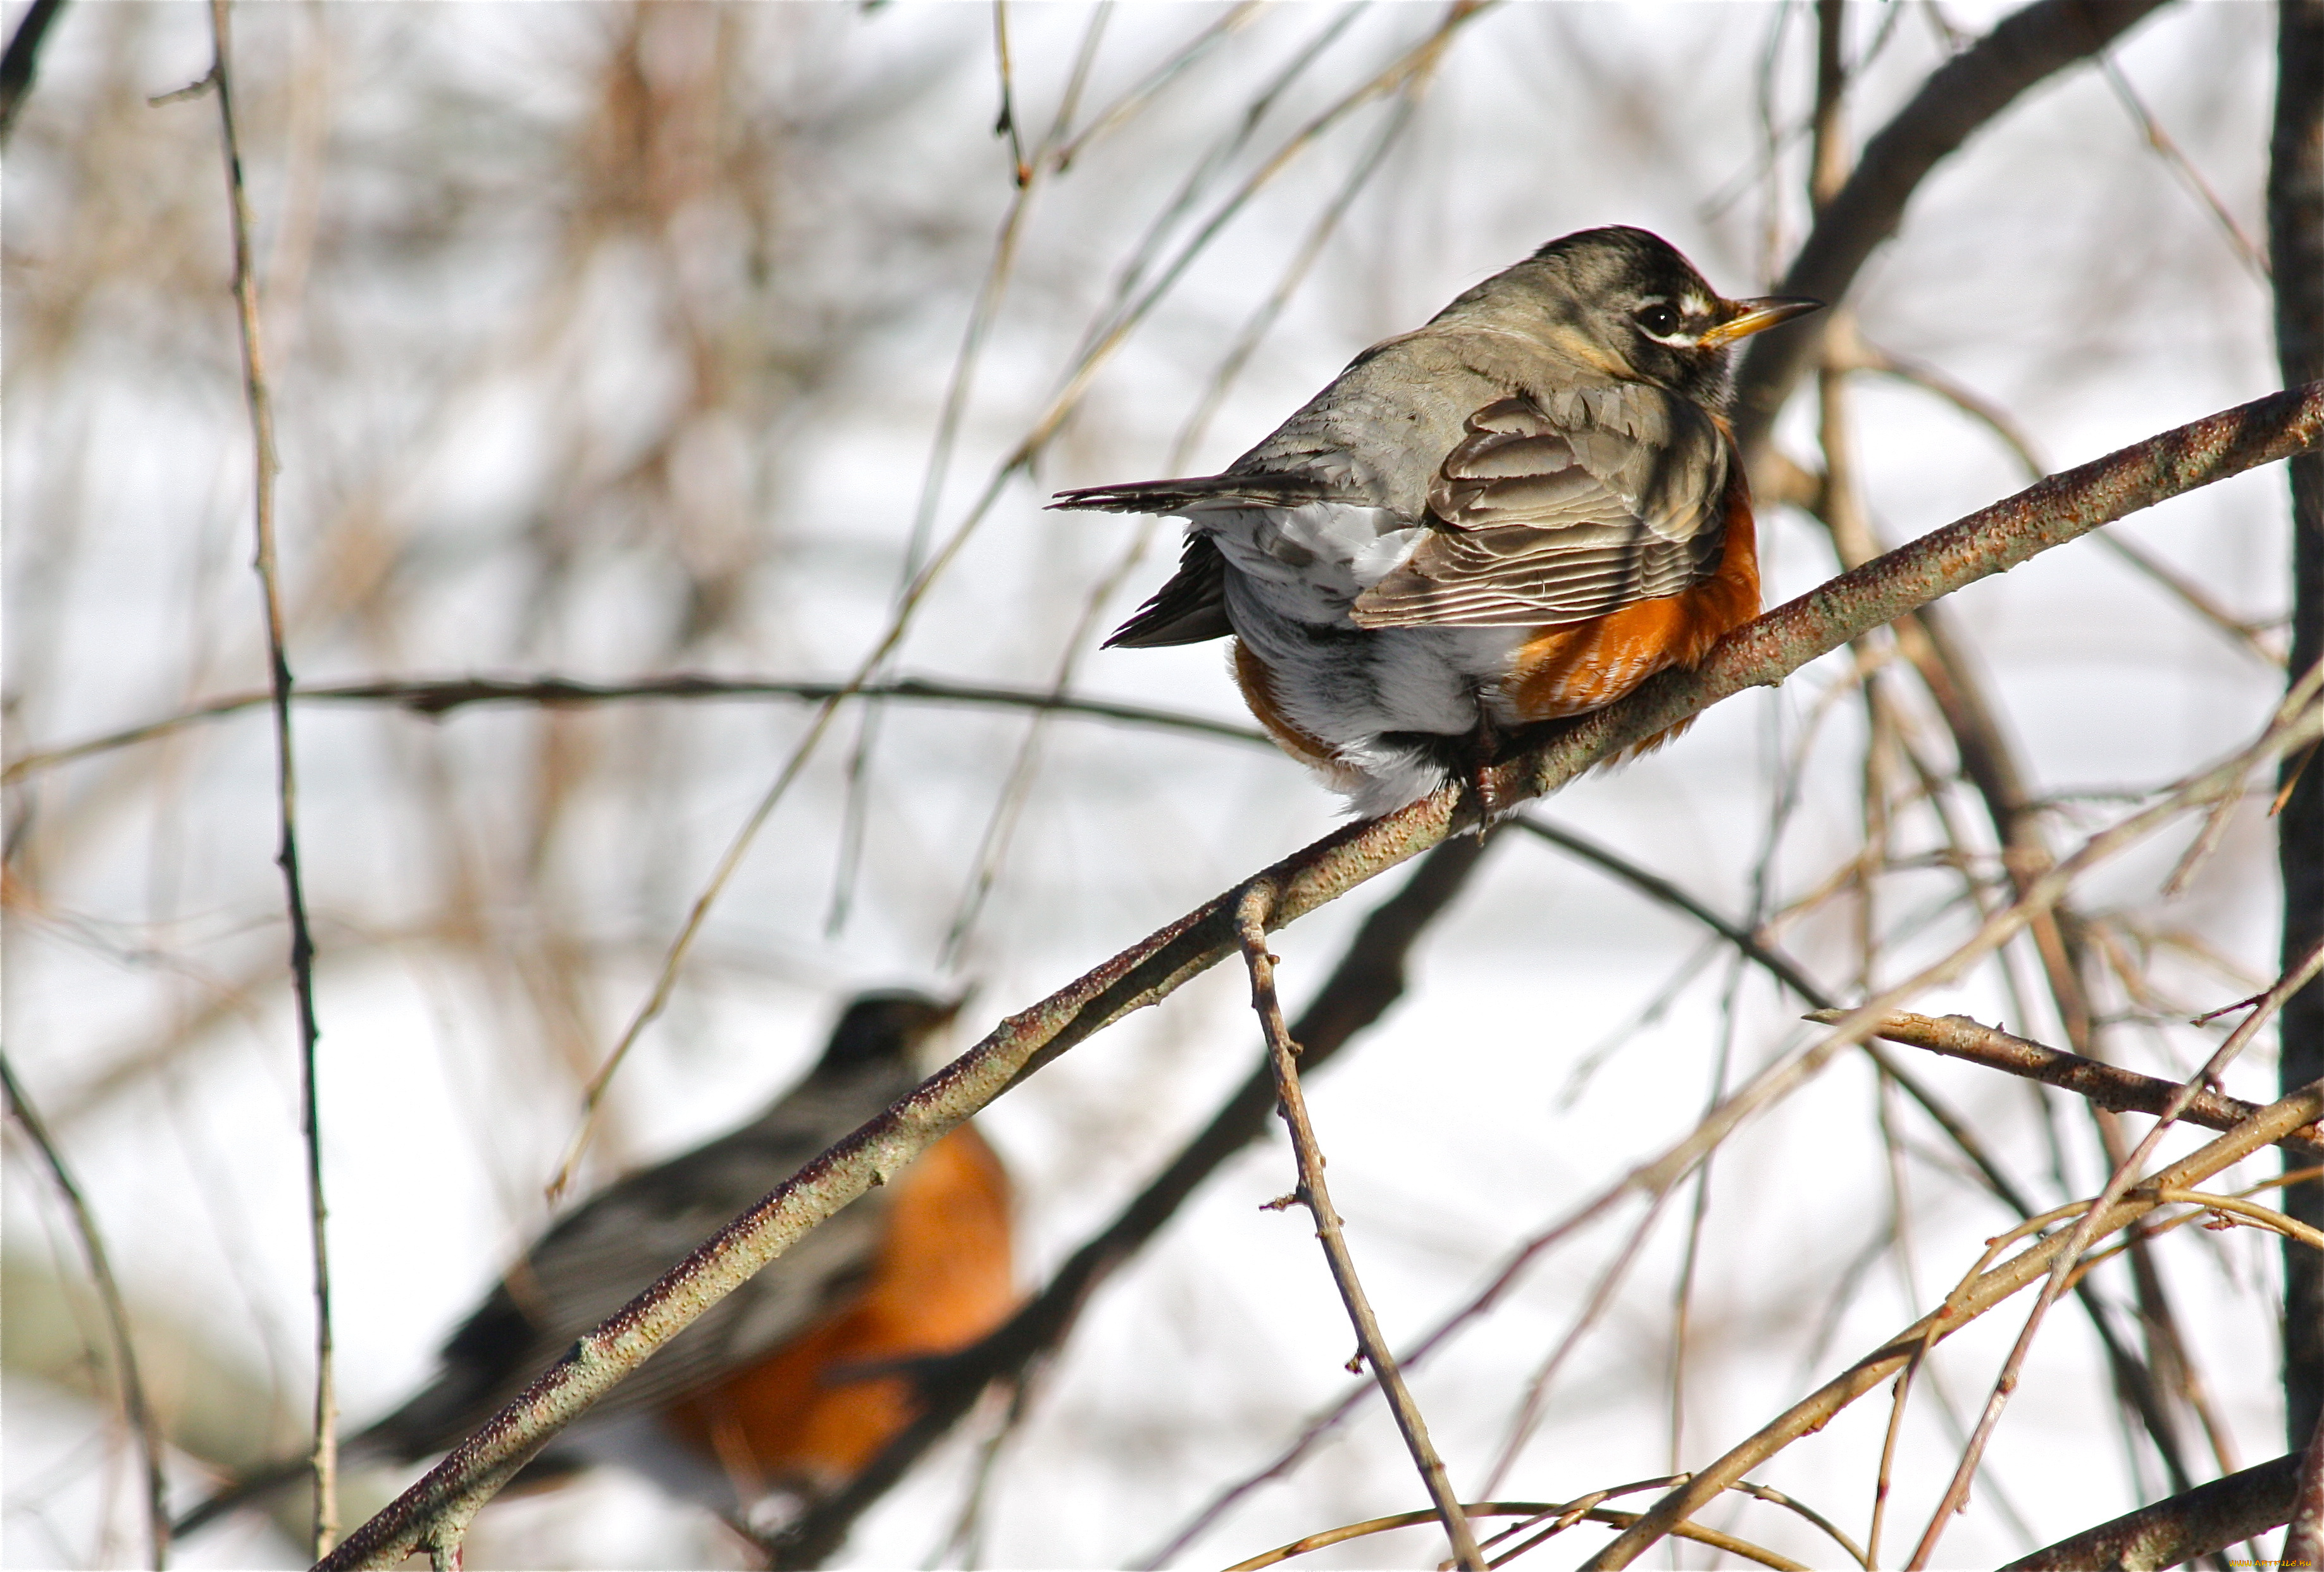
xmin=989 ymin=0 xmax=1028 ymax=188
xmin=1234 ymin=886 xmax=1483 ymax=1570
xmin=831 ymin=0 xmax=1108 ymax=939
xmin=1485 ymin=1507 xmax=1805 ymax=1571
xmin=1479 ymin=1189 xmax=1677 ymax=1496
xmin=1906 ymin=901 xmax=2324 ymax=1566
xmin=1581 ymin=1081 xmax=2324 ymax=1572
xmin=1219 ymin=1501 xmax=1806 ymax=1572
xmin=1803 ymin=1008 xmax=2324 ymax=1153
xmin=1048 ymin=2 xmax=1262 ymax=171
xmin=203 ymin=0 xmax=335 ymax=1550
xmin=2094 ymin=49 xmax=2270 ymax=280
xmin=0 ymin=673 xmax=1272 ymax=786
xmin=1 ymin=1051 xmax=169 ymax=1570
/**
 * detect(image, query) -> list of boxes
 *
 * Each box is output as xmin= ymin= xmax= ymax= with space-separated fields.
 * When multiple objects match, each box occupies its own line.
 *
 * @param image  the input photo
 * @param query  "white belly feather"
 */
xmin=1188 ymin=499 xmax=1527 ymax=812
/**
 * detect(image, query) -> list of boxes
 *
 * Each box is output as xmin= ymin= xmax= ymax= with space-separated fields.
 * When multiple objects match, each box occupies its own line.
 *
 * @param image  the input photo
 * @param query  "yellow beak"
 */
xmin=1699 ymin=295 xmax=1824 ymax=349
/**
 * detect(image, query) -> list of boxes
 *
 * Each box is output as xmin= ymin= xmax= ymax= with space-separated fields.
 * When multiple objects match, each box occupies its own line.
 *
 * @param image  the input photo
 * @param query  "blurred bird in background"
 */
xmin=174 ymin=991 xmax=1014 ymax=1539
xmin=1055 ymin=225 xmax=1820 ymax=815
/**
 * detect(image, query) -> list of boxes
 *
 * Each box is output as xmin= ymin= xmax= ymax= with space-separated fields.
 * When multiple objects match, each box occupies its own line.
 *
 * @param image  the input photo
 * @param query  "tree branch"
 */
xmin=0 ymin=0 xmax=65 ymax=144
xmin=1730 ymin=0 xmax=2173 ymax=461
xmin=1 ymin=1051 xmax=168 ymax=1569
xmin=1233 ymin=888 xmax=1482 ymax=1568
xmin=1582 ymin=1081 xmax=2324 ymax=1571
xmin=0 ymin=674 xmax=1273 ymax=786
xmin=204 ymin=0 xmax=337 ymax=1549
xmin=2288 ymin=1409 xmax=2324 ymax=1571
xmin=316 ymin=383 xmax=2324 ymax=1570
xmin=2273 ymin=0 xmax=2324 ymax=1458
xmin=1803 ymin=1007 xmax=2324 ymax=1154
xmin=1999 ymin=1450 xmax=2303 ymax=1571
xmin=765 ymin=835 xmax=1492 ymax=1567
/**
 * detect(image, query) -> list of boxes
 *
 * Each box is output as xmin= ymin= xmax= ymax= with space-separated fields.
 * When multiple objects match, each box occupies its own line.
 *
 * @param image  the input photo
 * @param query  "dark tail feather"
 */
xmin=1049 ymin=472 xmax=1329 ymax=515
xmin=1103 ymin=535 xmax=1233 ymax=648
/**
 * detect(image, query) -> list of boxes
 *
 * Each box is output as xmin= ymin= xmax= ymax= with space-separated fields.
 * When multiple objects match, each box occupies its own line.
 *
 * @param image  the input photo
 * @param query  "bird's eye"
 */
xmin=1634 ymin=303 xmax=1683 ymax=338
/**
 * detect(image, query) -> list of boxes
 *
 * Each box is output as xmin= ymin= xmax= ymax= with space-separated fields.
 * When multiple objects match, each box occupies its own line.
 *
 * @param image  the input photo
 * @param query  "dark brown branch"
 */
xmin=2290 ymin=1411 xmax=2324 ymax=1571
xmin=1 ymin=1051 xmax=168 ymax=1569
xmin=204 ymin=0 xmax=337 ymax=1550
xmin=0 ymin=0 xmax=65 ymax=144
xmin=1803 ymin=1008 xmax=2324 ymax=1154
xmin=1731 ymin=0 xmax=2173 ymax=461
xmin=0 ymin=675 xmax=1271 ymax=786
xmin=1999 ymin=1451 xmax=2302 ymax=1571
xmin=317 ymin=385 xmax=2324 ymax=1570
xmin=2274 ymin=0 xmax=2324 ymax=1458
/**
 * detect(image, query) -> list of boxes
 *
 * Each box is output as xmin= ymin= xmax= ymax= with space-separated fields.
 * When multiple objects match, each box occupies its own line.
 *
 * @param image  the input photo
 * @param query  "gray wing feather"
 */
xmin=368 ymin=1063 xmax=914 ymax=1456
xmin=1350 ymin=389 xmax=1728 ymax=629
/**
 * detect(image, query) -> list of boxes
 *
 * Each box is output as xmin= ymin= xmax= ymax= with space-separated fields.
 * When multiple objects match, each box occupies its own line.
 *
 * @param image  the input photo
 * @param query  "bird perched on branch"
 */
xmin=1052 ymin=226 xmax=1820 ymax=816
xmin=175 ymin=991 xmax=1012 ymax=1539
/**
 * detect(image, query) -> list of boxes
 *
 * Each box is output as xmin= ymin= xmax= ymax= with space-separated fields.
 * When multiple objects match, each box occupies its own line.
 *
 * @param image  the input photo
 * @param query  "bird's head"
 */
xmin=1464 ymin=226 xmax=1822 ymax=406
xmin=815 ymin=989 xmax=967 ymax=1075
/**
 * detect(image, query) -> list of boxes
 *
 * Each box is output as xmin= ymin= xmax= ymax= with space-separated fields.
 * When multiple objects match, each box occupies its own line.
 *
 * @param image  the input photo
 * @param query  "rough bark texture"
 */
xmin=2276 ymin=0 xmax=2324 ymax=1457
xmin=2000 ymin=1451 xmax=2302 ymax=1572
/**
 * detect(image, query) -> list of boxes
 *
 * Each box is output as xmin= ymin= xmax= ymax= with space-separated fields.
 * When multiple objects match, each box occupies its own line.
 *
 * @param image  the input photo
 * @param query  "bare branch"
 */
xmin=1731 ymin=0 xmax=2173 ymax=460
xmin=1218 ymin=1499 xmax=1810 ymax=1572
xmin=1803 ymin=1007 xmax=2324 ymax=1153
xmin=2000 ymin=1449 xmax=2304 ymax=1571
xmin=1581 ymin=1081 xmax=2324 ymax=1571
xmin=202 ymin=0 xmax=337 ymax=1548
xmin=0 ymin=674 xmax=1272 ymax=787
xmin=2288 ymin=1410 xmax=2324 ymax=1571
xmin=766 ymin=836 xmax=1493 ymax=1567
xmin=1234 ymin=888 xmax=1482 ymax=1569
xmin=2273 ymin=0 xmax=2324 ymax=1459
xmin=1 ymin=1051 xmax=168 ymax=1569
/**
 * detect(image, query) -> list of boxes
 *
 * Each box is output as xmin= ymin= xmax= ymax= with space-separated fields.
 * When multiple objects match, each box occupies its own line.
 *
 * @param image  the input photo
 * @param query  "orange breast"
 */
xmin=1505 ymin=469 xmax=1760 ymax=725
xmin=661 ymin=1124 xmax=1015 ymax=1497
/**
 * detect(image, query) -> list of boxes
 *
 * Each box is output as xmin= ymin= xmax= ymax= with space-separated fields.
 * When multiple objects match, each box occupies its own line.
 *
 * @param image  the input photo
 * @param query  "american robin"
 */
xmin=174 ymin=991 xmax=1014 ymax=1537
xmin=1052 ymin=226 xmax=1821 ymax=815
